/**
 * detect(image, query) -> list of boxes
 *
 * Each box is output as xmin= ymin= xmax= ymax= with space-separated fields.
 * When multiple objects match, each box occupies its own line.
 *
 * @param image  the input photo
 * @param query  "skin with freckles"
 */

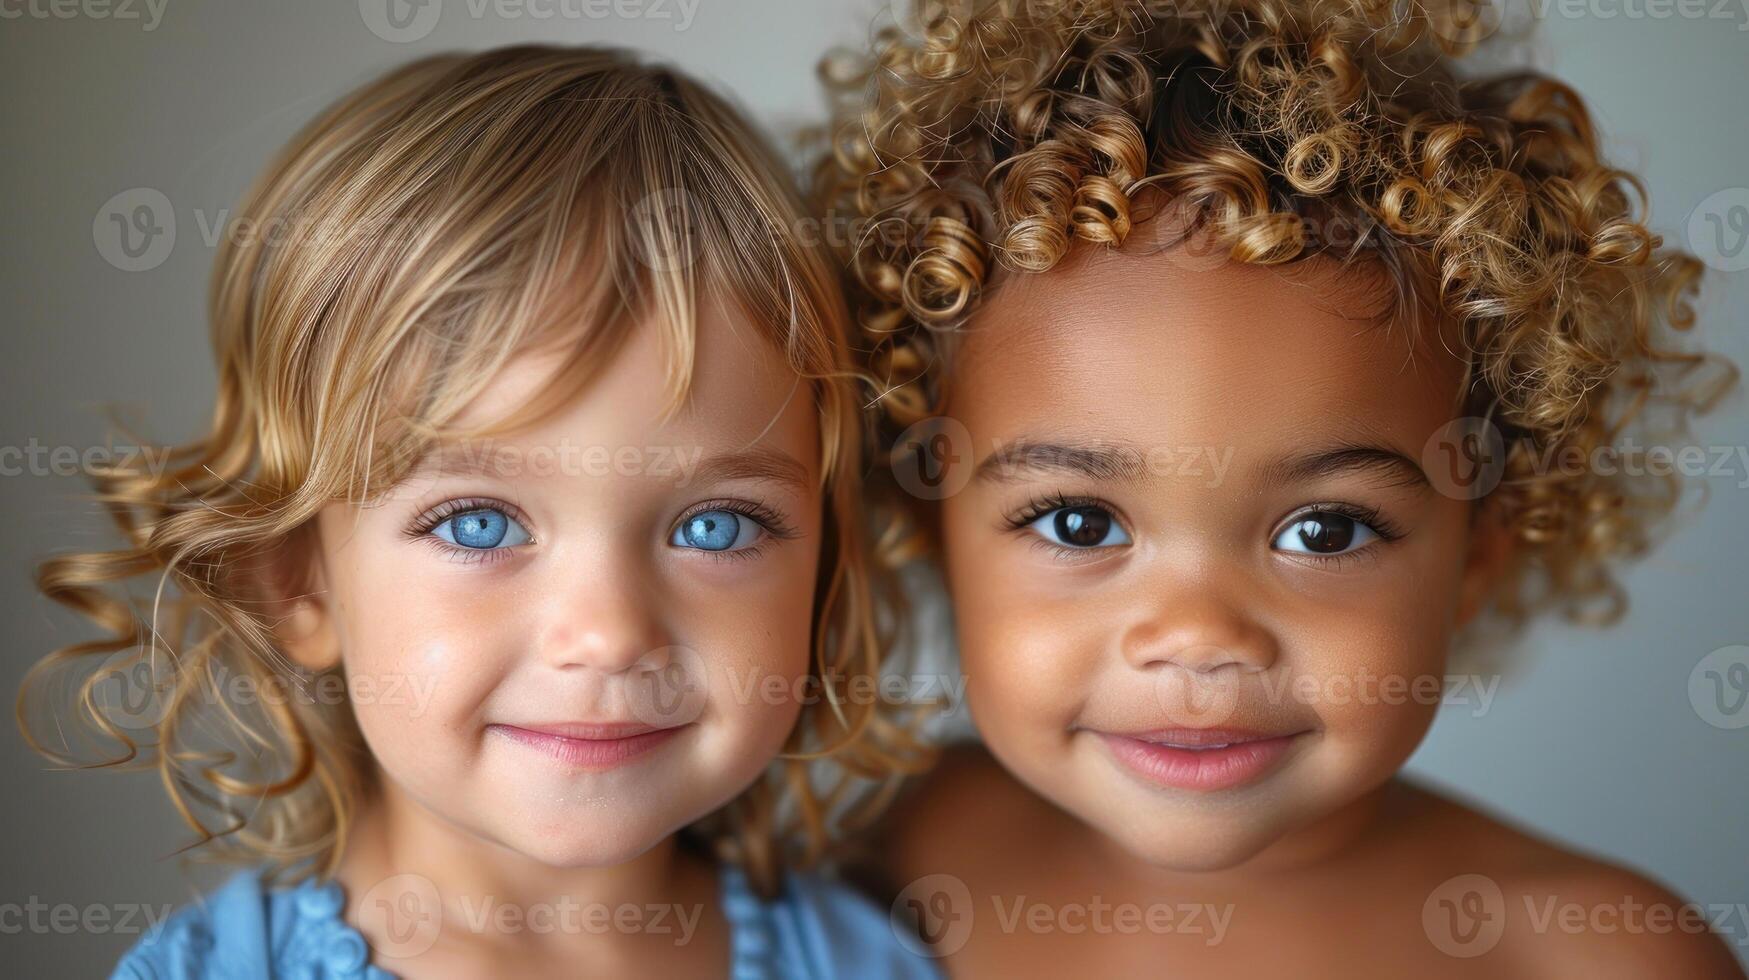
xmin=285 ymin=299 xmax=823 ymax=977
xmin=883 ymin=237 xmax=1742 ymax=977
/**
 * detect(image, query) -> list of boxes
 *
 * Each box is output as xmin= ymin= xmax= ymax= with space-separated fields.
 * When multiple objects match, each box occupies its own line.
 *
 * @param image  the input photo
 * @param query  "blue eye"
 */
xmin=432 ymin=507 xmax=531 ymax=550
xmin=1271 ymin=511 xmax=1379 ymax=556
xmin=671 ymin=510 xmax=762 ymax=552
xmin=1026 ymin=505 xmax=1131 ymax=549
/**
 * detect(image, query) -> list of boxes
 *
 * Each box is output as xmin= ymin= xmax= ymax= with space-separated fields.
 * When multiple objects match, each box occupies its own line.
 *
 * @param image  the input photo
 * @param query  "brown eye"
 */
xmin=1273 ymin=511 xmax=1375 ymax=556
xmin=1027 ymin=505 xmax=1130 ymax=549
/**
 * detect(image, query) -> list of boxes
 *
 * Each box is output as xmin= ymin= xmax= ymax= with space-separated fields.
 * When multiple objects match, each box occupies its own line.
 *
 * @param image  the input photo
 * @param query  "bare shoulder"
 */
xmin=882 ymin=742 xmax=1072 ymax=892
xmin=1404 ymin=783 xmax=1743 ymax=978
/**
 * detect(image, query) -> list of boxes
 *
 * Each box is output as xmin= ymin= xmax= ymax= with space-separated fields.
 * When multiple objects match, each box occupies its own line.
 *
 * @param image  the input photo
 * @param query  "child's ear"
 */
xmin=1456 ymin=499 xmax=1514 ymax=628
xmin=252 ymin=527 xmax=342 ymax=672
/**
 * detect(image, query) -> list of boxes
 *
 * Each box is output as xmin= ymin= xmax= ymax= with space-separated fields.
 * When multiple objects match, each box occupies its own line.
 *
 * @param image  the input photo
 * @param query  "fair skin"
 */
xmin=885 ymin=237 xmax=1742 ymax=977
xmin=278 ymin=297 xmax=824 ymax=978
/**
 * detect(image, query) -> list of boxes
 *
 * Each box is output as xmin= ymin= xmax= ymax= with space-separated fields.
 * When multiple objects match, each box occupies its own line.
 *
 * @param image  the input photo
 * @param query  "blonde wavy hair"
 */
xmin=817 ymin=0 xmax=1734 ymax=630
xmin=20 ymin=45 xmax=933 ymax=896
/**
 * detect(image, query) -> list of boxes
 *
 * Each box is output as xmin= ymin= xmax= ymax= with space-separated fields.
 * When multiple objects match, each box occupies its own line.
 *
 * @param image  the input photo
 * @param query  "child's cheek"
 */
xmin=1283 ymin=542 xmax=1467 ymax=779
xmin=954 ymin=568 xmax=1099 ymax=762
xmin=327 ymin=546 xmax=516 ymax=785
xmin=687 ymin=562 xmax=816 ymax=750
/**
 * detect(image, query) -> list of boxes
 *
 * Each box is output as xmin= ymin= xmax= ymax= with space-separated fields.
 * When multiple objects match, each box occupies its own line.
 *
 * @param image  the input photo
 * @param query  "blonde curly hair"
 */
xmin=21 ymin=45 xmax=934 ymax=896
xmin=817 ymin=0 xmax=1734 ymax=630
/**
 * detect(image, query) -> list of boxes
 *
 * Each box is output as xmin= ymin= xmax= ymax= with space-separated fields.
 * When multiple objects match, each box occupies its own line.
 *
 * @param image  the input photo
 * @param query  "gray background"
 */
xmin=2 ymin=1 xmax=1745 ymax=975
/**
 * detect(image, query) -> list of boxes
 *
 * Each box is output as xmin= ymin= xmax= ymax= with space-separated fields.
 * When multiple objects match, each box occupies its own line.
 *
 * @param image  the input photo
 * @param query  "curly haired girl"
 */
xmin=818 ymin=0 xmax=1740 ymax=973
xmin=22 ymin=45 xmax=939 ymax=979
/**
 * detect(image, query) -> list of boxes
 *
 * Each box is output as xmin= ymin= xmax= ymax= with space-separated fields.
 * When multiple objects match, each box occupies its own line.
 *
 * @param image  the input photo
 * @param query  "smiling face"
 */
xmin=937 ymin=241 xmax=1501 ymax=871
xmin=303 ymin=298 xmax=822 ymax=868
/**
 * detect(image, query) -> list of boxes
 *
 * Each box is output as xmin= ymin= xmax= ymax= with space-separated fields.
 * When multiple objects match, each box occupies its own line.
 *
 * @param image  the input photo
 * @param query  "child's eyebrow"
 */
xmin=1258 ymin=443 xmax=1430 ymax=492
xmin=973 ymin=440 xmax=1150 ymax=485
xmin=971 ymin=438 xmax=1430 ymax=491
xmin=690 ymin=447 xmax=813 ymax=493
xmin=402 ymin=444 xmax=813 ymax=492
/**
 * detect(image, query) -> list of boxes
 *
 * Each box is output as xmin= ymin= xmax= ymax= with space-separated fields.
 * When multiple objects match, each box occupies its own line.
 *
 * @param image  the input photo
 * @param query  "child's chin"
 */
xmin=1096 ymin=812 xmax=1291 ymax=873
xmin=494 ymin=817 xmax=688 ymax=869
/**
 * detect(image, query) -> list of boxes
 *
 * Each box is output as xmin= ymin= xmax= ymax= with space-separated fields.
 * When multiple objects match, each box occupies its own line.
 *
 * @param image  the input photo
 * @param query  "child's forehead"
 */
xmin=946 ymin=246 xmax=1464 ymax=450
xmin=433 ymin=294 xmax=817 ymax=456
xmin=967 ymin=240 xmax=1446 ymax=370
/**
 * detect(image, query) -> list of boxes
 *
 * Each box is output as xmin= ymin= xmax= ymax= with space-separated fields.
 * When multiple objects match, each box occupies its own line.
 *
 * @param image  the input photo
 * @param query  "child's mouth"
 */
xmin=1095 ymin=728 xmax=1308 ymax=792
xmin=487 ymin=721 xmax=689 ymax=771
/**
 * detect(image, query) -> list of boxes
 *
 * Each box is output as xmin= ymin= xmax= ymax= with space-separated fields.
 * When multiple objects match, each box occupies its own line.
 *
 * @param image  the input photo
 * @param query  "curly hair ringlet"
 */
xmin=815 ymin=0 xmax=1735 ymax=637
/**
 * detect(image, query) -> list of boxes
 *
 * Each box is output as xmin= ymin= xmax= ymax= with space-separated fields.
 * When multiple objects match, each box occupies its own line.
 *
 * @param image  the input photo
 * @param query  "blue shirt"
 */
xmin=112 ymin=865 xmax=942 ymax=979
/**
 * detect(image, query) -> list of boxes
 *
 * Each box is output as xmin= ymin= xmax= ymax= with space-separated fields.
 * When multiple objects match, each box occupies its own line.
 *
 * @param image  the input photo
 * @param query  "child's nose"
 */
xmin=1118 ymin=592 xmax=1279 ymax=675
xmin=537 ymin=583 xmax=667 ymax=673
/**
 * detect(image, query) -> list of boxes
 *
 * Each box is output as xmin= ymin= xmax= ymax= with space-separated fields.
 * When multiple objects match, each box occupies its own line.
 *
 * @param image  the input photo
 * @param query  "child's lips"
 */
xmin=1095 ymin=727 xmax=1310 ymax=792
xmin=487 ymin=721 xmax=688 ymax=771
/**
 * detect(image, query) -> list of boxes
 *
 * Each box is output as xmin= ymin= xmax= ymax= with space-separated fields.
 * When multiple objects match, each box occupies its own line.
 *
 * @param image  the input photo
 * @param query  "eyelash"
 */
xmin=404 ymin=496 xmax=535 ymax=566
xmin=1003 ymin=493 xmax=1115 ymax=530
xmin=404 ymin=495 xmax=801 ymax=568
xmin=1272 ymin=501 xmax=1406 ymax=568
xmin=1002 ymin=493 xmax=1130 ymax=560
xmin=672 ymin=497 xmax=799 ymax=563
xmin=1000 ymin=494 xmax=1406 ymax=565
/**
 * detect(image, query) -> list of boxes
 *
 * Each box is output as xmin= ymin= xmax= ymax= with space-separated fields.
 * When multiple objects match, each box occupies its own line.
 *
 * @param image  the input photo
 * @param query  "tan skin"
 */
xmin=275 ymin=297 xmax=825 ymax=978
xmin=884 ymin=237 xmax=1742 ymax=978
